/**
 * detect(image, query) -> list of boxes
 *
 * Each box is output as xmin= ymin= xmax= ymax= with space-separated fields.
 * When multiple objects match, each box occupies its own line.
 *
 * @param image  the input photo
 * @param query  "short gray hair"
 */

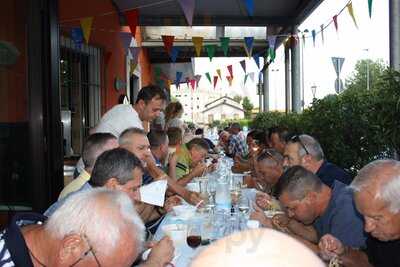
xmin=45 ymin=188 xmax=145 ymax=255
xmin=350 ymin=159 xmax=400 ymax=213
xmin=294 ymin=134 xmax=325 ymax=161
xmin=119 ymin=127 xmax=147 ymax=147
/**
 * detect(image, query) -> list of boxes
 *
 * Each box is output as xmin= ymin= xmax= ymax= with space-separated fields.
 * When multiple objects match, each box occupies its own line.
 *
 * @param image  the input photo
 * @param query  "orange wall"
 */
xmin=59 ymin=0 xmax=153 ymax=112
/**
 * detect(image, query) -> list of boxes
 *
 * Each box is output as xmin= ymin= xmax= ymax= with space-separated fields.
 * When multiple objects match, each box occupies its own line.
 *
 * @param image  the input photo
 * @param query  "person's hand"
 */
xmin=271 ymin=213 xmax=291 ymax=233
xmin=164 ymin=195 xmax=182 ymax=213
xmin=145 ymin=236 xmax=174 ymax=267
xmin=168 ymin=152 xmax=177 ymax=167
xmin=250 ymin=202 xmax=272 ymax=227
xmin=207 ymin=163 xmax=217 ymax=173
xmin=319 ymin=234 xmax=345 ymax=261
xmin=255 ymin=191 xmax=272 ymax=210
xmin=191 ymin=162 xmax=207 ymax=177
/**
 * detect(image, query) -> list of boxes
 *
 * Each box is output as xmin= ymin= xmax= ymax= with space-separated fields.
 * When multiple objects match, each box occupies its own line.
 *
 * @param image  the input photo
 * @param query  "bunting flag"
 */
xmin=124 ymin=9 xmax=139 ymax=38
xmin=71 ymin=27 xmax=84 ymax=48
xmin=320 ymin=24 xmax=325 ymax=44
xmin=190 ymin=79 xmax=196 ymax=90
xmin=154 ymin=66 xmax=162 ymax=84
xmin=333 ymin=15 xmax=339 ymax=32
xmin=240 ymin=59 xmax=246 ymax=74
xmin=175 ymin=71 xmax=183 ymax=88
xmin=267 ymin=35 xmax=277 ymax=50
xmin=244 ymin=74 xmax=249 ymax=85
xmin=130 ymin=60 xmax=138 ymax=74
xmin=216 ymin=69 xmax=222 ymax=80
xmin=253 ymin=53 xmax=261 ymax=69
xmin=119 ymin=32 xmax=132 ymax=53
xmin=226 ymin=76 xmax=233 ymax=86
xmin=248 ymin=72 xmax=255 ymax=82
xmin=80 ymin=17 xmax=93 ymax=44
xmin=242 ymin=0 xmax=254 ymax=16
xmin=244 ymin=37 xmax=254 ymax=58
xmin=227 ymin=65 xmax=233 ymax=78
xmin=347 ymin=2 xmax=358 ymax=28
xmin=194 ymin=74 xmax=202 ymax=88
xmin=311 ymin=30 xmax=316 ymax=47
xmin=129 ymin=47 xmax=141 ymax=62
xmin=104 ymin=51 xmax=112 ymax=66
xmin=162 ymin=35 xmax=175 ymax=54
xmin=368 ymin=0 xmax=373 ymax=18
xmin=268 ymin=48 xmax=276 ymax=62
xmin=213 ymin=76 xmax=218 ymax=89
xmin=177 ymin=0 xmax=196 ymax=26
xmin=205 ymin=45 xmax=216 ymax=61
xmin=220 ymin=37 xmax=230 ymax=56
xmin=205 ymin=72 xmax=212 ymax=84
xmin=192 ymin=37 xmax=203 ymax=57
xmin=170 ymin=47 xmax=179 ymax=62
xmin=166 ymin=79 xmax=172 ymax=90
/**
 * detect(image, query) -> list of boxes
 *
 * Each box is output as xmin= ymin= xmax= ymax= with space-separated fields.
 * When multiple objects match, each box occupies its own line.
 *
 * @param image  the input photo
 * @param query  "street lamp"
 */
xmin=311 ymin=84 xmax=317 ymax=100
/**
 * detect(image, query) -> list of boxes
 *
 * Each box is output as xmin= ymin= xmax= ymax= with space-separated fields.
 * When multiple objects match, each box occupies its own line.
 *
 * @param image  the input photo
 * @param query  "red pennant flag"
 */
xmin=162 ymin=35 xmax=175 ymax=55
xmin=226 ymin=76 xmax=233 ymax=87
xmin=213 ymin=76 xmax=218 ymax=89
xmin=125 ymin=9 xmax=139 ymax=38
xmin=227 ymin=65 xmax=233 ymax=78
xmin=333 ymin=15 xmax=338 ymax=32
xmin=104 ymin=51 xmax=112 ymax=66
xmin=190 ymin=79 xmax=196 ymax=90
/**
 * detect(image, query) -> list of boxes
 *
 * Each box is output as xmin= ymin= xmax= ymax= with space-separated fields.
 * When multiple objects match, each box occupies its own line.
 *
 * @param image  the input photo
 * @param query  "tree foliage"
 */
xmin=233 ymin=95 xmax=243 ymax=104
xmin=242 ymin=97 xmax=254 ymax=119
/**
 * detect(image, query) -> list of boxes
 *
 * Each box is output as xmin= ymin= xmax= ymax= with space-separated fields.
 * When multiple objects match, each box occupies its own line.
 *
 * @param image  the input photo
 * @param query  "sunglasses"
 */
xmin=290 ymin=135 xmax=310 ymax=155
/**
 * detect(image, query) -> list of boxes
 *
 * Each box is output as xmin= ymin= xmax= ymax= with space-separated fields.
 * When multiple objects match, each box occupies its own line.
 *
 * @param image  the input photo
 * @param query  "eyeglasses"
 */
xmin=70 ymin=235 xmax=102 ymax=267
xmin=290 ymin=135 xmax=309 ymax=155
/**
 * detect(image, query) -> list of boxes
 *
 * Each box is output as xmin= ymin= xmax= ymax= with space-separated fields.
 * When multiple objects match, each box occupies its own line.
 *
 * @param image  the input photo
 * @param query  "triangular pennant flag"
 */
xmin=347 ymin=2 xmax=358 ymax=29
xmin=192 ymin=37 xmax=203 ymax=57
xmin=124 ymin=9 xmax=139 ymax=38
xmin=248 ymin=72 xmax=255 ymax=82
xmin=333 ymin=15 xmax=339 ymax=32
xmin=242 ymin=0 xmax=254 ymax=16
xmin=130 ymin=60 xmax=138 ymax=74
xmin=244 ymin=74 xmax=249 ymax=85
xmin=311 ymin=30 xmax=316 ymax=47
xmin=213 ymin=76 xmax=219 ymax=89
xmin=320 ymin=24 xmax=325 ymax=44
xmin=190 ymin=79 xmax=196 ymax=90
xmin=185 ymin=77 xmax=190 ymax=88
xmin=205 ymin=72 xmax=212 ymax=84
xmin=368 ymin=0 xmax=373 ymax=18
xmin=129 ymin=47 xmax=141 ymax=63
xmin=175 ymin=71 xmax=183 ymax=88
xmin=227 ymin=65 xmax=233 ymax=78
xmin=194 ymin=74 xmax=202 ymax=88
xmin=71 ymin=27 xmax=84 ymax=48
xmin=253 ymin=53 xmax=261 ymax=69
xmin=268 ymin=48 xmax=276 ymax=62
xmin=220 ymin=37 xmax=230 ymax=56
xmin=177 ymin=0 xmax=195 ymax=26
xmin=268 ymin=35 xmax=277 ymax=50
xmin=104 ymin=51 xmax=112 ymax=66
xmin=80 ymin=17 xmax=93 ymax=44
xmin=170 ymin=47 xmax=179 ymax=63
xmin=240 ymin=60 xmax=246 ymax=74
xmin=166 ymin=79 xmax=172 ymax=90
xmin=244 ymin=37 xmax=254 ymax=58
xmin=216 ymin=69 xmax=222 ymax=80
xmin=162 ymin=35 xmax=175 ymax=54
xmin=154 ymin=66 xmax=162 ymax=80
xmin=119 ymin=32 xmax=132 ymax=53
xmin=226 ymin=76 xmax=233 ymax=87
xmin=205 ymin=45 xmax=216 ymax=61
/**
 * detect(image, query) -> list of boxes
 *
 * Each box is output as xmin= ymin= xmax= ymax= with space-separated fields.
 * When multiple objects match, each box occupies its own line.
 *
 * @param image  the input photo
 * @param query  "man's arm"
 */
xmin=176 ymin=162 xmax=207 ymax=186
xmin=286 ymin=219 xmax=319 ymax=243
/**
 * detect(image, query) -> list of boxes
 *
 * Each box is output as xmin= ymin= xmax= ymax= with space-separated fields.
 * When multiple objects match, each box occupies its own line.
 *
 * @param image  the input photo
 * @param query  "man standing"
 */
xmin=319 ymin=159 xmax=400 ymax=267
xmin=283 ymin=134 xmax=352 ymax=187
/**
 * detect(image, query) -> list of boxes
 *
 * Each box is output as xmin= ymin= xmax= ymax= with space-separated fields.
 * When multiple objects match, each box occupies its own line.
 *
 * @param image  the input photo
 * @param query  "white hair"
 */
xmin=350 ymin=159 xmax=400 ymax=213
xmin=298 ymin=134 xmax=325 ymax=161
xmin=45 ymin=188 xmax=145 ymax=255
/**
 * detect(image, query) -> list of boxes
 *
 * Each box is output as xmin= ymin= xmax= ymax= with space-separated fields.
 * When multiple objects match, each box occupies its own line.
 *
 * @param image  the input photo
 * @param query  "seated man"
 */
xmin=0 ymin=188 xmax=173 ymax=267
xmin=194 ymin=128 xmax=216 ymax=153
xmin=268 ymin=126 xmax=290 ymax=154
xmin=253 ymin=149 xmax=284 ymax=194
xmin=283 ymin=134 xmax=352 ymax=187
xmin=224 ymin=123 xmax=248 ymax=158
xmin=253 ymin=166 xmax=366 ymax=253
xmin=191 ymin=229 xmax=324 ymax=267
xmin=58 ymin=133 xmax=118 ymax=199
xmin=319 ymin=159 xmax=400 ymax=267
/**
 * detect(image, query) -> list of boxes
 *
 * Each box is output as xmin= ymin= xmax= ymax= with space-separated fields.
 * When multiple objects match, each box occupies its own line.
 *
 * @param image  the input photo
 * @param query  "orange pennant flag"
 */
xmin=216 ymin=69 xmax=222 ymax=80
xmin=192 ymin=36 xmax=203 ymax=57
xmin=80 ymin=17 xmax=93 ymax=44
xmin=347 ymin=2 xmax=358 ymax=29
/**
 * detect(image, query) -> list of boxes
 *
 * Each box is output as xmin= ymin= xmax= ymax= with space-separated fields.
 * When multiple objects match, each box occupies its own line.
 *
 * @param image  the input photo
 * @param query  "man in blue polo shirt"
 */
xmin=273 ymin=166 xmax=366 ymax=252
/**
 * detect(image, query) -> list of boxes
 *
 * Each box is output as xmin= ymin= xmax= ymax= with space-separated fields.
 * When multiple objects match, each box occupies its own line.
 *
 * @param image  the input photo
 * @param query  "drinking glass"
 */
xmin=186 ymin=224 xmax=202 ymax=249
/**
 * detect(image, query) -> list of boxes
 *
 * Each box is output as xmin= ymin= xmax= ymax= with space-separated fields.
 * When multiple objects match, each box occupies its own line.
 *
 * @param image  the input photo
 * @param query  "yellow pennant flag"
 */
xmin=130 ymin=60 xmax=138 ymax=75
xmin=80 ymin=17 xmax=93 ymax=44
xmin=216 ymin=69 xmax=222 ymax=80
xmin=347 ymin=2 xmax=358 ymax=29
xmin=166 ymin=79 xmax=172 ymax=90
xmin=192 ymin=37 xmax=204 ymax=57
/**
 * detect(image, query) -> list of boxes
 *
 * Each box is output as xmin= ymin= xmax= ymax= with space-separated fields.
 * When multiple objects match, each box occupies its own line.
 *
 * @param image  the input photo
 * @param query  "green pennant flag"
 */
xmin=205 ymin=45 xmax=216 ymax=61
xmin=244 ymin=73 xmax=249 ymax=85
xmin=268 ymin=48 xmax=276 ymax=62
xmin=368 ymin=0 xmax=373 ymax=18
xmin=205 ymin=72 xmax=212 ymax=84
xmin=220 ymin=37 xmax=230 ymax=56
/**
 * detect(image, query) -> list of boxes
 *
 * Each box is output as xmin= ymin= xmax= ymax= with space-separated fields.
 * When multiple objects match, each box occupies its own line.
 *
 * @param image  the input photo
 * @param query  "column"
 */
xmin=390 ymin=0 xmax=400 ymax=71
xmin=291 ymin=28 xmax=301 ymax=113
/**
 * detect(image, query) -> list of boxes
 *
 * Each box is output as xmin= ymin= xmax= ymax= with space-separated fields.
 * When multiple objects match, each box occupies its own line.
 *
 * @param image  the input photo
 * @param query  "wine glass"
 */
xmin=186 ymin=224 xmax=202 ymax=249
xmin=207 ymin=178 xmax=217 ymax=209
xmin=238 ymin=196 xmax=250 ymax=215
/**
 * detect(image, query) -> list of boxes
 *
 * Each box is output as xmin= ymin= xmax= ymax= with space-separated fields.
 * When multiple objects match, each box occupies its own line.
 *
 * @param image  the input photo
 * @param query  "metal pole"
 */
xmin=258 ymin=75 xmax=263 ymax=113
xmin=263 ymin=61 xmax=269 ymax=112
xmin=284 ymin=44 xmax=291 ymax=113
xmin=291 ymin=28 xmax=302 ymax=113
xmin=390 ymin=0 xmax=400 ymax=71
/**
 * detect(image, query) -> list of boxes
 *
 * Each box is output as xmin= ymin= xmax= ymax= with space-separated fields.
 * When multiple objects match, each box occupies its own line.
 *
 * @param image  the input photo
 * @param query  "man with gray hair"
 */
xmin=283 ymin=134 xmax=352 ymax=187
xmin=0 ymin=188 xmax=172 ymax=266
xmin=319 ymin=159 xmax=400 ymax=267
xmin=269 ymin=166 xmax=365 ymax=253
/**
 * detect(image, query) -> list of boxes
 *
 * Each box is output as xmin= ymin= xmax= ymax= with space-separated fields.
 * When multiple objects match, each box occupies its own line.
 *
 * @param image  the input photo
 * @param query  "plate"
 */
xmin=264 ymin=210 xmax=285 ymax=218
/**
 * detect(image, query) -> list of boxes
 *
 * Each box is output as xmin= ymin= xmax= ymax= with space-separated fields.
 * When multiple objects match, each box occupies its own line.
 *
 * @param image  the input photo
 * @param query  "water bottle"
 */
xmin=215 ymin=178 xmax=231 ymax=210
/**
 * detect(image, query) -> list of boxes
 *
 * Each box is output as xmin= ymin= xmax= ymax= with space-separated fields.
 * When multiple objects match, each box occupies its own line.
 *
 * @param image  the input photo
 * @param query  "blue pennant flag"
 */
xmin=175 ymin=71 xmax=183 ymax=88
xmin=71 ymin=27 xmax=84 ymax=48
xmin=170 ymin=47 xmax=179 ymax=63
xmin=242 ymin=0 xmax=254 ymax=16
xmin=253 ymin=53 xmax=261 ymax=69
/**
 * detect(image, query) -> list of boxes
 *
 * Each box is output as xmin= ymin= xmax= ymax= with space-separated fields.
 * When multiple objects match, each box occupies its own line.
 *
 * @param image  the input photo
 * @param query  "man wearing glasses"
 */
xmin=283 ymin=134 xmax=351 ymax=187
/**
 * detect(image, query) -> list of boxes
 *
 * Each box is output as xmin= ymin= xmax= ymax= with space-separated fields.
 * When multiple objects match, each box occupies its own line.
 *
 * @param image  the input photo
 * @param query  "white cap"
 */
xmin=247 ymin=220 xmax=260 ymax=229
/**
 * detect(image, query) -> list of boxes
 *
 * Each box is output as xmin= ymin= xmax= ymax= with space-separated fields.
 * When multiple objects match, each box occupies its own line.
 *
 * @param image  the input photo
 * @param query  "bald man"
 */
xmin=191 ymin=229 xmax=324 ymax=267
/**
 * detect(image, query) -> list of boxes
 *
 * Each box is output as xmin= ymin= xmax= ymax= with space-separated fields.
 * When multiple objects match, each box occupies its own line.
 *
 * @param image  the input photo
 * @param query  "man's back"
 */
xmin=316 ymin=161 xmax=352 ymax=187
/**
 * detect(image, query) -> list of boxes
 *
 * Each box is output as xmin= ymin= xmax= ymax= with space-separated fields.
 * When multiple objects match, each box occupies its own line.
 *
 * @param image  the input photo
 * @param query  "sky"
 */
xmin=189 ymin=0 xmax=389 ymax=109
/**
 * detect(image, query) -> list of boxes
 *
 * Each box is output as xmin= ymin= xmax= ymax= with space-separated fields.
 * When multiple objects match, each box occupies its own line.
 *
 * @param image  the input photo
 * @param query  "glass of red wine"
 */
xmin=186 ymin=224 xmax=202 ymax=249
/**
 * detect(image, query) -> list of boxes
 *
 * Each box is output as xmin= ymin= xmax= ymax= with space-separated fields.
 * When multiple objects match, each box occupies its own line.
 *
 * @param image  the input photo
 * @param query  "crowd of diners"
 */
xmin=0 ymin=85 xmax=399 ymax=267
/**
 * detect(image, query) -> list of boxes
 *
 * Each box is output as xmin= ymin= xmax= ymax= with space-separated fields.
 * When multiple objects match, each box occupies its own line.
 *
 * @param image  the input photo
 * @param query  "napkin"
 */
xmin=140 ymin=180 xmax=168 ymax=206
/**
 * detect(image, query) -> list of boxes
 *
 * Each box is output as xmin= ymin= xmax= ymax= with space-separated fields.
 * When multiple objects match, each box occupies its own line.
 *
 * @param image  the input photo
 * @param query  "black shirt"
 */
xmin=365 ymin=236 xmax=400 ymax=267
xmin=316 ymin=161 xmax=352 ymax=187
